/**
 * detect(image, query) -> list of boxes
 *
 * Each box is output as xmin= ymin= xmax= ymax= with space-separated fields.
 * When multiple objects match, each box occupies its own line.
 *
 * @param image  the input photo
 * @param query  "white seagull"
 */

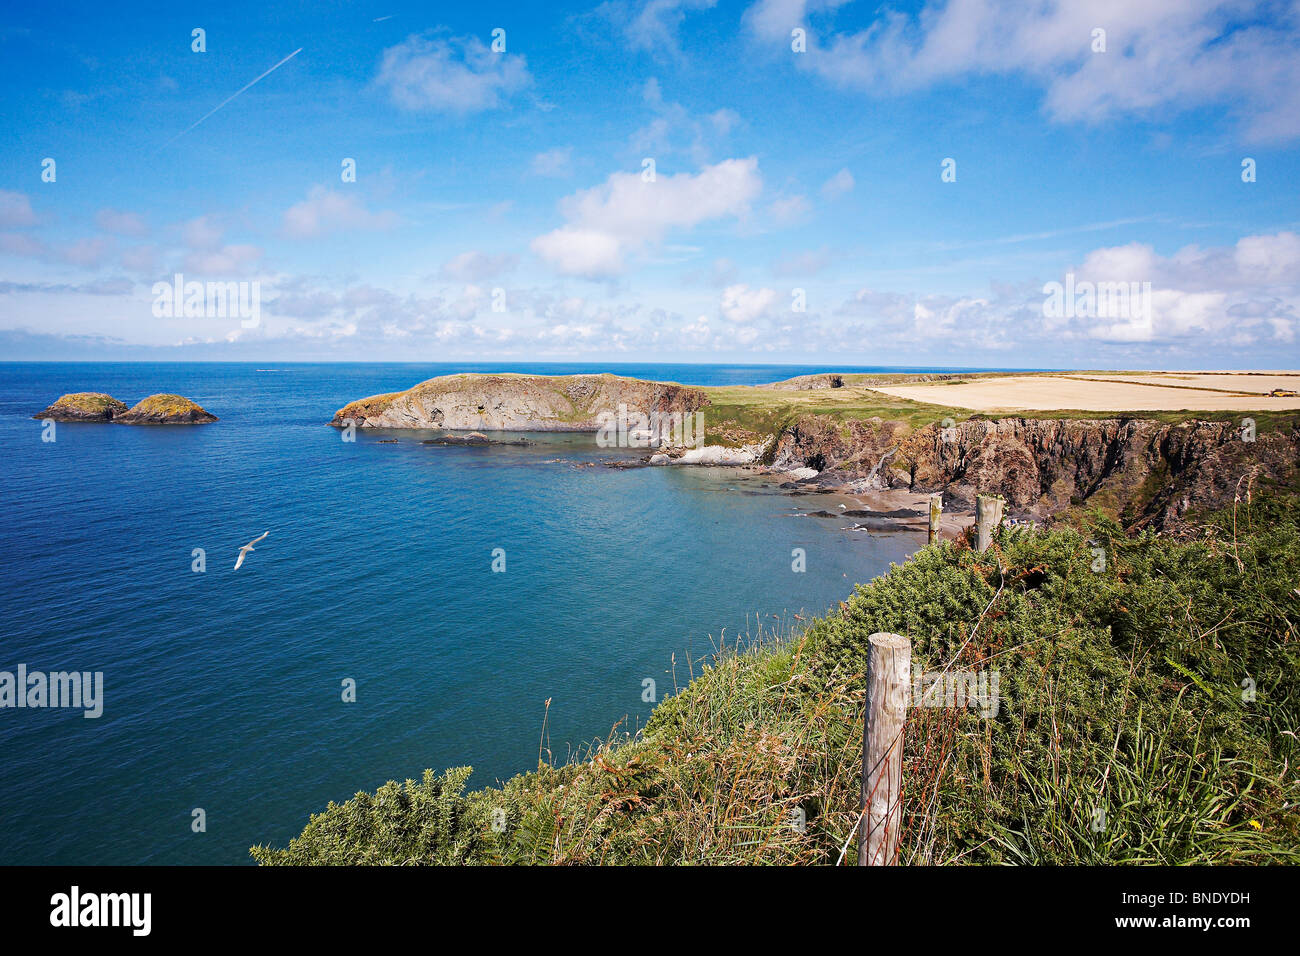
xmin=234 ymin=531 xmax=269 ymax=570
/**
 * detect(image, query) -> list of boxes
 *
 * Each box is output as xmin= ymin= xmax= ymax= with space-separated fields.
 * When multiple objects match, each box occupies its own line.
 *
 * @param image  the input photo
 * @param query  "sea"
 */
xmin=0 ymin=362 xmax=971 ymax=864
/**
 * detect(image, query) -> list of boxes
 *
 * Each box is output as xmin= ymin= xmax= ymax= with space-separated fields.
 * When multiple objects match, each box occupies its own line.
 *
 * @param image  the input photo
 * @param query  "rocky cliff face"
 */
xmin=330 ymin=373 xmax=709 ymax=432
xmin=772 ymin=415 xmax=1299 ymax=530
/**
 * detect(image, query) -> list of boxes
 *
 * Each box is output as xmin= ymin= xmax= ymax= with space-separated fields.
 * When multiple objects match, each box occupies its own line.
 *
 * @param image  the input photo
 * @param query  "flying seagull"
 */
xmin=234 ymin=531 xmax=269 ymax=570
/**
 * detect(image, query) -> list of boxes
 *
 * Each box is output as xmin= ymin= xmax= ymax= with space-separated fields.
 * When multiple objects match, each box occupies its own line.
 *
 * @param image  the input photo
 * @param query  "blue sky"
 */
xmin=2 ymin=0 xmax=1299 ymax=366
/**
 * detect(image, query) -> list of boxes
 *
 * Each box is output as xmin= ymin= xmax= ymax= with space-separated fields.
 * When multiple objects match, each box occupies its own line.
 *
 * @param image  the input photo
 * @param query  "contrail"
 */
xmin=163 ymin=47 xmax=303 ymax=148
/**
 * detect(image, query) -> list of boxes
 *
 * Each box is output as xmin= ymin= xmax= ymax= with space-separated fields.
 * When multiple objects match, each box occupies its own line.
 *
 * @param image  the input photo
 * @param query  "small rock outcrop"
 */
xmin=111 ymin=394 xmax=218 ymax=425
xmin=756 ymin=374 xmax=844 ymax=390
xmin=32 ymin=393 xmax=128 ymax=422
xmin=421 ymin=432 xmax=530 ymax=446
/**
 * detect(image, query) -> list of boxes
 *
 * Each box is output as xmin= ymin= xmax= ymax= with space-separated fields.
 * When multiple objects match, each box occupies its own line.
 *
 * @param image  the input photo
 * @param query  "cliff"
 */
xmin=771 ymin=415 xmax=1300 ymax=530
xmin=329 ymin=373 xmax=709 ymax=431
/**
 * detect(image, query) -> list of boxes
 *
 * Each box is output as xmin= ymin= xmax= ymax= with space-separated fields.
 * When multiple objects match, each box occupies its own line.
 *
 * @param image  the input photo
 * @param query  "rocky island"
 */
xmin=32 ymin=392 xmax=128 ymax=422
xmin=34 ymin=392 xmax=217 ymax=424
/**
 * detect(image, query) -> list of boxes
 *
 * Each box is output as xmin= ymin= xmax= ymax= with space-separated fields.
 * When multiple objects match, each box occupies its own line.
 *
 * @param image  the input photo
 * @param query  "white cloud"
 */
xmin=711 ymin=257 xmax=738 ymax=286
xmin=773 ymin=247 xmax=831 ymax=276
xmin=120 ymin=244 xmax=158 ymax=275
xmin=743 ymin=0 xmax=847 ymax=44
xmin=61 ymin=238 xmax=113 ymax=268
xmin=183 ymin=244 xmax=263 ymax=275
xmin=95 ymin=208 xmax=148 ymax=237
xmin=282 ymin=187 xmax=399 ymax=239
xmin=720 ymin=283 xmax=777 ymax=323
xmin=769 ymin=194 xmax=810 ymax=225
xmin=0 ymin=191 xmax=38 ymax=228
xmin=0 ymin=277 xmax=133 ymax=296
xmin=531 ymin=147 xmax=573 ymax=178
xmin=531 ymin=228 xmax=626 ymax=278
xmin=828 ymin=231 xmax=1300 ymax=351
xmin=1069 ymin=232 xmax=1300 ymax=344
xmin=821 ymin=167 xmax=854 ymax=199
xmin=629 ymin=0 xmax=718 ymax=55
xmin=532 ymin=157 xmax=762 ymax=277
xmin=594 ymin=0 xmax=718 ymax=57
xmin=746 ymin=0 xmax=1300 ymax=141
xmin=182 ymin=216 xmax=224 ymax=251
xmin=1234 ymin=231 xmax=1300 ymax=283
xmin=439 ymin=250 xmax=518 ymax=281
xmin=631 ymin=78 xmax=741 ymax=163
xmin=0 ymin=233 xmax=48 ymax=259
xmin=375 ymin=34 xmax=532 ymax=113
xmin=0 ymin=232 xmax=114 ymax=268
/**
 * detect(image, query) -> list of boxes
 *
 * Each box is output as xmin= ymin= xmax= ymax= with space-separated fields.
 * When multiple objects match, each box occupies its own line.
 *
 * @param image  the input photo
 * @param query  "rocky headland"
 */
xmin=330 ymin=373 xmax=706 ymax=431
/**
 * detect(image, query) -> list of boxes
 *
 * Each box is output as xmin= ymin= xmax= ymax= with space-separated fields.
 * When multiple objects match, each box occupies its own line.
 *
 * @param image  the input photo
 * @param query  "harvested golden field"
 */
xmin=871 ymin=372 xmax=1300 ymax=412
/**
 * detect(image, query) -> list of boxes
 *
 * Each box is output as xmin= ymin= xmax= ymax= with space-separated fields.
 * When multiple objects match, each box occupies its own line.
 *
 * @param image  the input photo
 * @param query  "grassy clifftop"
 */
xmin=699 ymin=378 xmax=1300 ymax=448
xmin=252 ymin=490 xmax=1300 ymax=866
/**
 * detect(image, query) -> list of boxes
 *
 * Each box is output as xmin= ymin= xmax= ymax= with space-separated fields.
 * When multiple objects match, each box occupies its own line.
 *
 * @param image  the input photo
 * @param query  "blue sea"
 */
xmin=0 ymin=362 xmax=956 ymax=865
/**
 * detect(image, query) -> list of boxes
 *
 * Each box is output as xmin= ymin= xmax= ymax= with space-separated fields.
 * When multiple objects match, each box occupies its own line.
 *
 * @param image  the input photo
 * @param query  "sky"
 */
xmin=1 ymin=0 xmax=1298 ymax=367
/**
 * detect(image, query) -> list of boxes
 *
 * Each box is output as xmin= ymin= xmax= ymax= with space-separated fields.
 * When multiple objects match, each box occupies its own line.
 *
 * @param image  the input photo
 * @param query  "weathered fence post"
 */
xmin=860 ymin=631 xmax=911 ymax=866
xmin=928 ymin=493 xmax=943 ymax=545
xmin=975 ymin=493 xmax=1004 ymax=553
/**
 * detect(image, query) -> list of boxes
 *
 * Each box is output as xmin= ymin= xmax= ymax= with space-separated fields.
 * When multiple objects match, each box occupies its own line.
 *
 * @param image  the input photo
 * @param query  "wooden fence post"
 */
xmin=928 ymin=493 xmax=943 ymax=545
xmin=975 ymin=493 xmax=1004 ymax=553
xmin=860 ymin=631 xmax=911 ymax=866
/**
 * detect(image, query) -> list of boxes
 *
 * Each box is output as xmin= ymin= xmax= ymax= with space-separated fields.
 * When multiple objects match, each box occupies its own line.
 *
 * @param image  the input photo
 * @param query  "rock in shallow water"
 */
xmin=420 ymin=432 xmax=531 ymax=446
